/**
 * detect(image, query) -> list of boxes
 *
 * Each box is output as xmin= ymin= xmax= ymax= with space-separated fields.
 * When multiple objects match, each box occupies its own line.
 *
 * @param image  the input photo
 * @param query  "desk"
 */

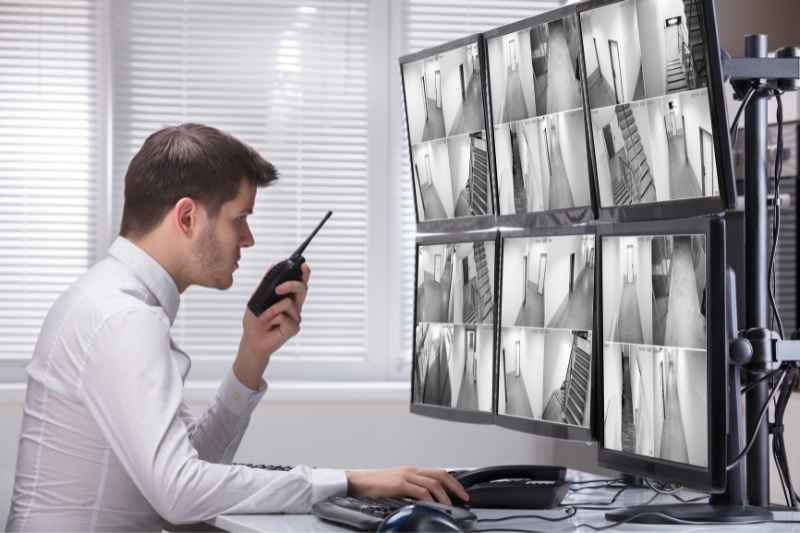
xmin=204 ymin=473 xmax=800 ymax=532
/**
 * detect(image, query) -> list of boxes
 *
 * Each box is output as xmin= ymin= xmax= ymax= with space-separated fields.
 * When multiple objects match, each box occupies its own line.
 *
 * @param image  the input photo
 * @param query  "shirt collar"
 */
xmin=108 ymin=237 xmax=180 ymax=325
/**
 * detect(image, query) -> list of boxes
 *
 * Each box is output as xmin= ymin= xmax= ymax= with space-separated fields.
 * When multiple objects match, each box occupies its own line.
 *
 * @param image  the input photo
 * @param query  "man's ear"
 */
xmin=174 ymin=197 xmax=198 ymax=237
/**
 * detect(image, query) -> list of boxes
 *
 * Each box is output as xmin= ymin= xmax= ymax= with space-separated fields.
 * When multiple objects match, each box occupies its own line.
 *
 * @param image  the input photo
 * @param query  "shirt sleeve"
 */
xmin=78 ymin=307 xmax=348 ymax=524
xmin=177 ymin=368 xmax=266 ymax=464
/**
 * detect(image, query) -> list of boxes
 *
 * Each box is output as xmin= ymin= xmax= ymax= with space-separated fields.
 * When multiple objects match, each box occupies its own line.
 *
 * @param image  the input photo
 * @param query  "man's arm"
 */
xmin=80 ymin=307 xmax=346 ymax=523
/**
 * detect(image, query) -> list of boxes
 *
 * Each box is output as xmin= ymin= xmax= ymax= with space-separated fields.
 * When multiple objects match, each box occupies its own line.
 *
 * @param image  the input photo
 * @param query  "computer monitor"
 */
xmin=411 ymin=231 xmax=498 ymax=423
xmin=578 ymin=0 xmax=735 ymax=222
xmin=401 ymin=35 xmax=497 ymax=228
xmin=596 ymin=216 xmax=726 ymax=490
xmin=485 ymin=6 xmax=595 ymax=226
xmin=495 ymin=226 xmax=596 ymax=440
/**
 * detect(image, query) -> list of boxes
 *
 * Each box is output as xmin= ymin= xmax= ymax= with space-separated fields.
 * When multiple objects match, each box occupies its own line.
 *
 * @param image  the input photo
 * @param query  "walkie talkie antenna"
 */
xmin=290 ymin=211 xmax=332 ymax=259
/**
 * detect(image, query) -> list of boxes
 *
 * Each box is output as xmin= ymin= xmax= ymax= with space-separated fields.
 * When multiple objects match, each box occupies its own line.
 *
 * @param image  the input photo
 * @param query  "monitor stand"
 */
xmin=605 ymin=504 xmax=773 ymax=525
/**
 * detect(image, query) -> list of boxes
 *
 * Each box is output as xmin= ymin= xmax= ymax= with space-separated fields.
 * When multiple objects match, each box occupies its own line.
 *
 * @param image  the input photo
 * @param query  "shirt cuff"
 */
xmin=217 ymin=367 xmax=267 ymax=417
xmin=311 ymin=468 xmax=349 ymax=504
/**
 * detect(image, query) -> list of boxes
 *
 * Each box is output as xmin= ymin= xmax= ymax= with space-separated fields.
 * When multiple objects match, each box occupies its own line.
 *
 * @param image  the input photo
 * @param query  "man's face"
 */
xmin=193 ymin=179 xmax=256 ymax=290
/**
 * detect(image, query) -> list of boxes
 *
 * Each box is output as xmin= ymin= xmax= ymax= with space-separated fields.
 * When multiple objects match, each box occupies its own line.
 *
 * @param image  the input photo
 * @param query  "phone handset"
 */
xmin=247 ymin=211 xmax=332 ymax=316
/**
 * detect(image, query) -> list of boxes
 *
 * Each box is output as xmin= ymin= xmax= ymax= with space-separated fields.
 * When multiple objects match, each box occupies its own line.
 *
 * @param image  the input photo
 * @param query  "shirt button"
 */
xmin=233 ymin=392 xmax=241 ymax=401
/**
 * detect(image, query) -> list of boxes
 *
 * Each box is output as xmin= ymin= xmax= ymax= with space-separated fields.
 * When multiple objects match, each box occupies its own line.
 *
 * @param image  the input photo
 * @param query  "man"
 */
xmin=6 ymin=124 xmax=467 ymax=531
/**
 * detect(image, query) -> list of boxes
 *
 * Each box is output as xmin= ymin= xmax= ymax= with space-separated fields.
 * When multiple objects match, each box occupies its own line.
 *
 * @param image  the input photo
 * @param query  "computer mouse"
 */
xmin=377 ymin=502 xmax=476 ymax=532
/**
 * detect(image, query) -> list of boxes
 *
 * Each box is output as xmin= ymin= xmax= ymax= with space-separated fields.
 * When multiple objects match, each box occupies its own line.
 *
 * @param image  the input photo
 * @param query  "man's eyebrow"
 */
xmin=240 ymin=208 xmax=253 ymax=215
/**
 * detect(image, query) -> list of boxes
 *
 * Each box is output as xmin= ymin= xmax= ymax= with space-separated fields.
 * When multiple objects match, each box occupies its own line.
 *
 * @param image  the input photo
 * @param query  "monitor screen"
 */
xmin=413 ymin=239 xmax=495 ymax=417
xmin=601 ymin=232 xmax=708 ymax=467
xmin=401 ymin=38 xmax=495 ymax=223
xmin=580 ymin=0 xmax=726 ymax=212
xmin=486 ymin=12 xmax=593 ymax=217
xmin=497 ymin=232 xmax=595 ymax=434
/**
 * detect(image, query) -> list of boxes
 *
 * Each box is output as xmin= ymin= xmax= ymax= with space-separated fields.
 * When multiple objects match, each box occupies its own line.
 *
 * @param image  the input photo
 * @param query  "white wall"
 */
xmin=629 ymin=100 xmax=662 ymax=202
xmin=635 ymin=237 xmax=653 ymax=345
xmin=602 ymin=236 xmax=621 ymax=339
xmin=581 ymin=0 xmax=641 ymax=102
xmin=647 ymin=98 xmax=671 ymax=201
xmin=591 ymin=107 xmax=616 ymax=206
xmin=412 ymin=140 xmax=455 ymax=217
xmin=403 ymin=60 xmax=427 ymax=145
xmin=495 ymin=125 xmax=515 ymax=214
xmin=447 ymin=134 xmax=471 ymax=198
xmin=544 ymin=235 xmax=583 ymax=325
xmin=451 ymin=326 xmax=466 ymax=406
xmin=516 ymin=30 xmax=536 ymax=117
xmin=580 ymin=15 xmax=598 ymax=76
xmin=521 ymin=118 xmax=546 ymax=211
xmin=603 ymin=342 xmax=622 ymax=450
xmin=542 ymin=331 xmax=572 ymax=410
xmin=675 ymin=348 xmax=708 ymax=467
xmin=440 ymin=47 xmax=468 ymax=135
xmin=556 ymin=109 xmax=591 ymax=207
xmin=501 ymin=238 xmax=526 ymax=325
xmin=522 ymin=330 xmax=545 ymax=417
xmin=632 ymin=348 xmax=655 ymax=457
xmin=487 ymin=37 xmax=507 ymax=123
xmin=635 ymin=0 xmax=666 ymax=97
xmin=476 ymin=325 xmax=494 ymax=411
xmin=681 ymin=88 xmax=714 ymax=196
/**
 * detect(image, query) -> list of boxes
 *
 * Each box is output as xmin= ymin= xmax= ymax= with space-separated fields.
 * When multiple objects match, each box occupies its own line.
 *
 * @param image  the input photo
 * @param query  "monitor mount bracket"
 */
xmin=716 ymin=35 xmax=800 ymax=513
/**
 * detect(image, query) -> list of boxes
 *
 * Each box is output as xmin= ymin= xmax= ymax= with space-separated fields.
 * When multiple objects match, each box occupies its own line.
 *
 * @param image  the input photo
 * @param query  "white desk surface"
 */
xmin=207 ymin=472 xmax=800 ymax=533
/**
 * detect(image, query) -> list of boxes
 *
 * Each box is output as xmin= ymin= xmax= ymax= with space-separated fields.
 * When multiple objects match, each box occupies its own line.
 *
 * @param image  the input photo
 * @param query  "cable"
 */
xmin=477 ymin=506 xmax=577 ymax=524
xmin=741 ymin=366 xmax=784 ymax=394
xmin=767 ymin=87 xmax=785 ymax=339
xmin=729 ymin=86 xmax=756 ymax=148
xmin=727 ymin=367 xmax=788 ymax=470
xmin=560 ymin=485 xmax=629 ymax=508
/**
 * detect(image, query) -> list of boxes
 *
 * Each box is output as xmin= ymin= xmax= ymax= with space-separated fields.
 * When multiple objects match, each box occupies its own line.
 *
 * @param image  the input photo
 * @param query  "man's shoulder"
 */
xmin=56 ymin=256 xmax=170 ymax=330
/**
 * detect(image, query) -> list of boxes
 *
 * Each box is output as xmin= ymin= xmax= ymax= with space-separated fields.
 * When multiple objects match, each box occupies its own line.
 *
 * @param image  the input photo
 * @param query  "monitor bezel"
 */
xmin=484 ymin=4 xmax=600 ymax=227
xmin=576 ymin=0 xmax=736 ymax=223
xmin=400 ymin=34 xmax=499 ymax=232
xmin=493 ymin=223 xmax=597 ymax=442
xmin=595 ymin=215 xmax=727 ymax=492
xmin=410 ymin=229 xmax=500 ymax=424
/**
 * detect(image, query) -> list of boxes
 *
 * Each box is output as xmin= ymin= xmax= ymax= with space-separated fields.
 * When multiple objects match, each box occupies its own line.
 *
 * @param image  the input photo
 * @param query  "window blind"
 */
xmin=397 ymin=0 xmax=570 ymax=373
xmin=110 ymin=0 xmax=371 ymax=380
xmin=0 ymin=1 xmax=100 ymax=376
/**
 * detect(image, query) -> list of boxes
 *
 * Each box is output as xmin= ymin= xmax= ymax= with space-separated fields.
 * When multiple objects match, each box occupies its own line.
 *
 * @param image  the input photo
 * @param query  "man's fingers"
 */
xmin=276 ymin=279 xmax=308 ymax=308
xmin=408 ymin=474 xmax=451 ymax=505
xmin=301 ymin=263 xmax=311 ymax=285
xmin=402 ymin=481 xmax=434 ymax=502
xmin=266 ymin=313 xmax=300 ymax=339
xmin=260 ymin=297 xmax=300 ymax=325
xmin=417 ymin=469 xmax=469 ymax=502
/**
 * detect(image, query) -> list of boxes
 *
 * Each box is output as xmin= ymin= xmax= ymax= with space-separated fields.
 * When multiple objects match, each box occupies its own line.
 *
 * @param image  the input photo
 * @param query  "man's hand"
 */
xmin=234 ymin=263 xmax=310 ymax=390
xmin=345 ymin=467 xmax=469 ymax=506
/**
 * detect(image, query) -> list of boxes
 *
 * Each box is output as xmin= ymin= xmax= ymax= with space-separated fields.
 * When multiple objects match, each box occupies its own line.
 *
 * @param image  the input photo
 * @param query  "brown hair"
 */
xmin=119 ymin=123 xmax=277 ymax=237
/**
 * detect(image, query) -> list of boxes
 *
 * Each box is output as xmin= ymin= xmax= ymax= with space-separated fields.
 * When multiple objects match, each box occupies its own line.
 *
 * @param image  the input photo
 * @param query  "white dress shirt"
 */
xmin=6 ymin=237 xmax=347 ymax=532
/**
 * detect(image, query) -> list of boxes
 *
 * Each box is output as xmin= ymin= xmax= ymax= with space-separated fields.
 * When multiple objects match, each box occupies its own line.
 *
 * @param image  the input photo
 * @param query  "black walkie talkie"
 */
xmin=247 ymin=211 xmax=332 ymax=316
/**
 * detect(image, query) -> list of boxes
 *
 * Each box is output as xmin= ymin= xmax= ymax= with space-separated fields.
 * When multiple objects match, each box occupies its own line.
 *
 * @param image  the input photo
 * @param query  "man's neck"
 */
xmin=124 ymin=233 xmax=189 ymax=293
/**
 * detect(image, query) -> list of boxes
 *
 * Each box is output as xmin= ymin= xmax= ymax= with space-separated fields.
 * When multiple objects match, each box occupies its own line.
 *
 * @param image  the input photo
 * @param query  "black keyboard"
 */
xmin=313 ymin=496 xmax=414 ymax=531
